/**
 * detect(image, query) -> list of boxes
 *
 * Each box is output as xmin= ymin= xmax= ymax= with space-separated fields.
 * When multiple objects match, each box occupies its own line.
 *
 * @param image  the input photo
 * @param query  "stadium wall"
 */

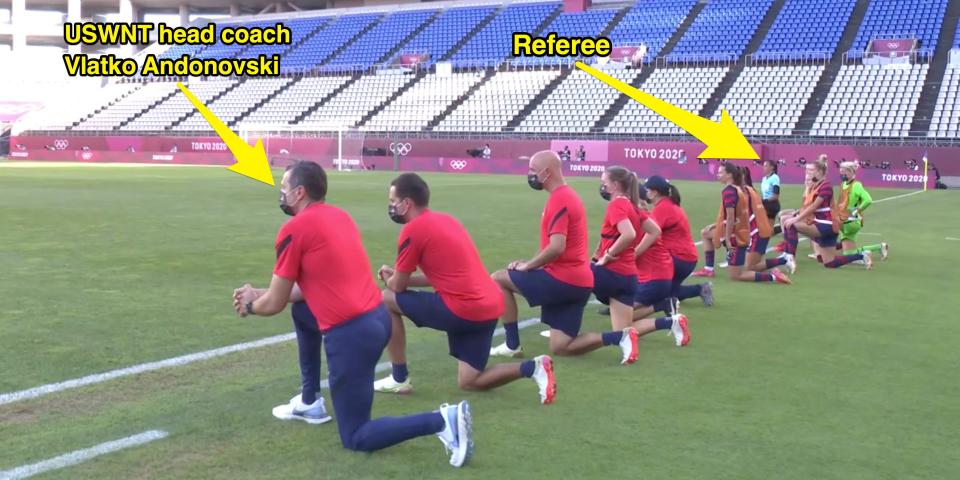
xmin=9 ymin=134 xmax=949 ymax=189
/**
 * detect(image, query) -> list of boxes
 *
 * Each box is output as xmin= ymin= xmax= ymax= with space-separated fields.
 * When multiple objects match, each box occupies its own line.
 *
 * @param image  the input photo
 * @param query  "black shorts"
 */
xmin=762 ymin=199 xmax=780 ymax=220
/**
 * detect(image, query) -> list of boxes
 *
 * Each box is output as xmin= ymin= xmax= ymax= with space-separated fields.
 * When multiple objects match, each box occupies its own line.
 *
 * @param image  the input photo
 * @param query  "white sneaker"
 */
xmin=784 ymin=254 xmax=797 ymax=275
xmin=670 ymin=314 xmax=691 ymax=347
xmin=373 ymin=375 xmax=413 ymax=394
xmin=619 ymin=328 xmax=639 ymax=365
xmin=531 ymin=355 xmax=556 ymax=405
xmin=437 ymin=401 xmax=474 ymax=468
xmin=489 ymin=342 xmax=523 ymax=358
xmin=272 ymin=394 xmax=332 ymax=425
xmin=880 ymin=242 xmax=889 ymax=261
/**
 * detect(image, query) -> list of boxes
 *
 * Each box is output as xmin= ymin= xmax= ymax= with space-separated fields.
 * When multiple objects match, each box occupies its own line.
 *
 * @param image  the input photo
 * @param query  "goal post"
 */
xmin=238 ymin=122 xmax=366 ymax=171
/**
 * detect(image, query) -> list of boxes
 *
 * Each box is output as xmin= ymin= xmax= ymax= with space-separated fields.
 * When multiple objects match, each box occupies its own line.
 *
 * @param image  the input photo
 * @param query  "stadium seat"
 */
xmin=436 ymin=70 xmax=562 ymax=132
xmin=755 ymin=0 xmax=856 ymax=60
xmin=929 ymin=68 xmax=960 ymax=138
xmin=846 ymin=0 xmax=949 ymax=59
xmin=812 ymin=64 xmax=928 ymax=137
xmin=605 ymin=67 xmax=728 ymax=134
xmin=301 ymin=74 xmax=411 ymax=127
xmin=714 ymin=65 xmax=824 ymax=135
xmin=603 ymin=0 xmax=697 ymax=61
xmin=517 ymin=69 xmax=639 ymax=133
xmin=449 ymin=2 xmax=559 ymax=67
xmin=668 ymin=0 xmax=774 ymax=62
xmin=364 ymin=72 xmax=487 ymax=131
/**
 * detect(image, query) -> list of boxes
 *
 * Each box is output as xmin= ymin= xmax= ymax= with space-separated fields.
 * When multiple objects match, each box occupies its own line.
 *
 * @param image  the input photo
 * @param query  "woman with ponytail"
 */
xmin=643 ymin=175 xmax=713 ymax=310
xmin=594 ymin=167 xmax=689 ymax=349
xmin=739 ymin=166 xmax=794 ymax=280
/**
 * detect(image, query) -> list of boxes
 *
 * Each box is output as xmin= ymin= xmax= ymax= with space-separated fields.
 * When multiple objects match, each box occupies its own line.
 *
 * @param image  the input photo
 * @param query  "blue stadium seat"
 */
xmin=605 ymin=0 xmax=697 ymax=60
xmin=668 ymin=0 xmax=774 ymax=62
xmin=755 ymin=0 xmax=856 ymax=60
xmin=449 ymin=2 xmax=559 ymax=67
xmin=282 ymin=13 xmax=382 ymax=71
xmin=324 ymin=10 xmax=436 ymax=71
xmin=513 ymin=8 xmax=619 ymax=66
xmin=847 ymin=0 xmax=949 ymax=59
xmin=396 ymin=6 xmax=497 ymax=65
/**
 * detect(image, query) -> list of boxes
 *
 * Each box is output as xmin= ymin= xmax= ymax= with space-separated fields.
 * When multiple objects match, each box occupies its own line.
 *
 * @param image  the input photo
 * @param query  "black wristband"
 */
xmin=245 ymin=301 xmax=255 ymax=315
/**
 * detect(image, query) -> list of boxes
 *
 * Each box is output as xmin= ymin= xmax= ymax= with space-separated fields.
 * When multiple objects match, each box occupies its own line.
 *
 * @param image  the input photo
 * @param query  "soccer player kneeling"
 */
xmin=375 ymin=173 xmax=556 ymax=405
xmin=233 ymin=162 xmax=473 ymax=467
xmin=488 ymin=151 xmax=639 ymax=365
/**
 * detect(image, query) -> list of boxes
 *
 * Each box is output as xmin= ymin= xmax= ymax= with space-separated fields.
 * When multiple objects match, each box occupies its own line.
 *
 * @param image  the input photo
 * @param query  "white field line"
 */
xmin=0 ymin=430 xmax=168 ymax=480
xmin=1 ymin=318 xmax=542 ymax=407
xmin=946 ymin=237 xmax=960 ymax=241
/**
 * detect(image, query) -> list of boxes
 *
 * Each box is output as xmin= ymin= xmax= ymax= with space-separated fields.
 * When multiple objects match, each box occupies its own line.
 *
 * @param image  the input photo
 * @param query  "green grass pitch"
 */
xmin=1 ymin=164 xmax=958 ymax=479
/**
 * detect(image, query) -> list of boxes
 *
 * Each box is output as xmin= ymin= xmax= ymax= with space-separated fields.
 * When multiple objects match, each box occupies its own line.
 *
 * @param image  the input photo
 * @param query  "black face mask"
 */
xmin=279 ymin=190 xmax=295 ymax=216
xmin=388 ymin=203 xmax=407 ymax=224
xmin=599 ymin=184 xmax=611 ymax=201
xmin=527 ymin=173 xmax=544 ymax=191
xmin=840 ymin=174 xmax=850 ymax=183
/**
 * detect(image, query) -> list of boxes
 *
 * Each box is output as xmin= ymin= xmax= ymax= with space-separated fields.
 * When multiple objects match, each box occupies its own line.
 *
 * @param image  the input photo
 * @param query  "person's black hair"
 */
xmin=763 ymin=158 xmax=778 ymax=174
xmin=741 ymin=166 xmax=754 ymax=187
xmin=721 ymin=162 xmax=743 ymax=185
xmin=285 ymin=161 xmax=327 ymax=201
xmin=391 ymin=172 xmax=430 ymax=207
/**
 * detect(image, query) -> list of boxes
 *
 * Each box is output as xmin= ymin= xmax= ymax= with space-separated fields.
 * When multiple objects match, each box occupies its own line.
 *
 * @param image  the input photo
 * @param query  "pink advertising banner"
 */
xmin=0 ymin=102 xmax=45 ymax=122
xmin=10 ymin=134 xmax=952 ymax=190
xmin=871 ymin=38 xmax=917 ymax=57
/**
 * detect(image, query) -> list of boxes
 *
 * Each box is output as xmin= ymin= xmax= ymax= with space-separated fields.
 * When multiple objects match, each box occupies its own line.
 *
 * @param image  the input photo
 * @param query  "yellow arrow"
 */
xmin=575 ymin=61 xmax=759 ymax=160
xmin=176 ymin=82 xmax=275 ymax=186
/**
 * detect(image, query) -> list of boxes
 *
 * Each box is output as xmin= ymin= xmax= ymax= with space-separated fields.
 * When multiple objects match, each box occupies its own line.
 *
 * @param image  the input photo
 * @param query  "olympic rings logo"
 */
xmin=389 ymin=142 xmax=412 ymax=156
xmin=450 ymin=160 xmax=468 ymax=170
xmin=54 ymin=139 xmax=69 ymax=150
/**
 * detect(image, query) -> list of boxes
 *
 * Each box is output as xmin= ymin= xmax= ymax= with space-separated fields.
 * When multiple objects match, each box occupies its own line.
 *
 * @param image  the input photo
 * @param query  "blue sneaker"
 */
xmin=701 ymin=282 xmax=714 ymax=307
xmin=272 ymin=394 xmax=332 ymax=425
xmin=437 ymin=401 xmax=473 ymax=467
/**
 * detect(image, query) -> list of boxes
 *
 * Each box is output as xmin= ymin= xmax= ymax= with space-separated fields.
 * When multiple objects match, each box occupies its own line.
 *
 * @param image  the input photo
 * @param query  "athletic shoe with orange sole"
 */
xmin=671 ymin=314 xmax=691 ymax=347
xmin=771 ymin=268 xmax=792 ymax=285
xmin=691 ymin=268 xmax=715 ymax=278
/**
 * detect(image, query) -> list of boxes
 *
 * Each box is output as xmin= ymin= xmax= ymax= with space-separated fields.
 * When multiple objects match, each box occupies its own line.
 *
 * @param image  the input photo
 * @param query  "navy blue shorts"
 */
xmin=748 ymin=236 xmax=770 ymax=254
xmin=814 ymin=223 xmax=838 ymax=247
xmin=727 ymin=246 xmax=747 ymax=266
xmin=509 ymin=269 xmax=591 ymax=338
xmin=634 ymin=279 xmax=672 ymax=306
xmin=591 ymin=263 xmax=637 ymax=307
xmin=396 ymin=291 xmax=496 ymax=372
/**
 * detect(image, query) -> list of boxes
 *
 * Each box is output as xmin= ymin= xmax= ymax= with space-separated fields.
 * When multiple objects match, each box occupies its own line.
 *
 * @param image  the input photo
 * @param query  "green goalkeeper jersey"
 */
xmin=841 ymin=180 xmax=872 ymax=220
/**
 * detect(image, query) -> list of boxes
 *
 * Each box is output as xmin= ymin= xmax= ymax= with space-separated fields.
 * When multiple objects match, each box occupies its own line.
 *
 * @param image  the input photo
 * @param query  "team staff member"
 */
xmin=644 ymin=175 xmax=713 ymax=309
xmin=375 ymin=173 xmax=556 ymax=405
xmin=232 ymin=162 xmax=474 ymax=467
xmin=592 ymin=166 xmax=642 ymax=338
xmin=489 ymin=151 xmax=639 ymax=365
xmin=836 ymin=162 xmax=889 ymax=260
xmin=782 ymin=161 xmax=873 ymax=269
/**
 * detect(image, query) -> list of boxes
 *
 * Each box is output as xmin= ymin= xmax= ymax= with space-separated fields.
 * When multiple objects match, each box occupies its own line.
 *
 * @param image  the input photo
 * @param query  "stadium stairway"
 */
xmin=699 ymin=0 xmax=788 ymax=121
xmin=439 ymin=6 xmax=502 ymax=62
xmin=378 ymin=11 xmax=443 ymax=65
xmin=229 ymin=78 xmax=296 ymax=128
xmin=291 ymin=73 xmax=364 ymax=124
xmin=117 ymin=86 xmax=180 ymax=131
xmin=356 ymin=70 xmax=429 ymax=127
xmin=909 ymin=0 xmax=960 ymax=137
xmin=593 ymin=1 xmax=707 ymax=132
xmin=597 ymin=6 xmax=631 ymax=39
xmin=67 ymin=85 xmax=144 ymax=130
xmin=792 ymin=0 xmax=871 ymax=135
xmin=317 ymin=15 xmax=386 ymax=68
xmin=529 ymin=4 xmax=566 ymax=43
xmin=168 ymin=80 xmax=244 ymax=130
xmin=275 ymin=20 xmax=335 ymax=58
xmin=503 ymin=67 xmax=573 ymax=131
xmin=425 ymin=69 xmax=497 ymax=130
